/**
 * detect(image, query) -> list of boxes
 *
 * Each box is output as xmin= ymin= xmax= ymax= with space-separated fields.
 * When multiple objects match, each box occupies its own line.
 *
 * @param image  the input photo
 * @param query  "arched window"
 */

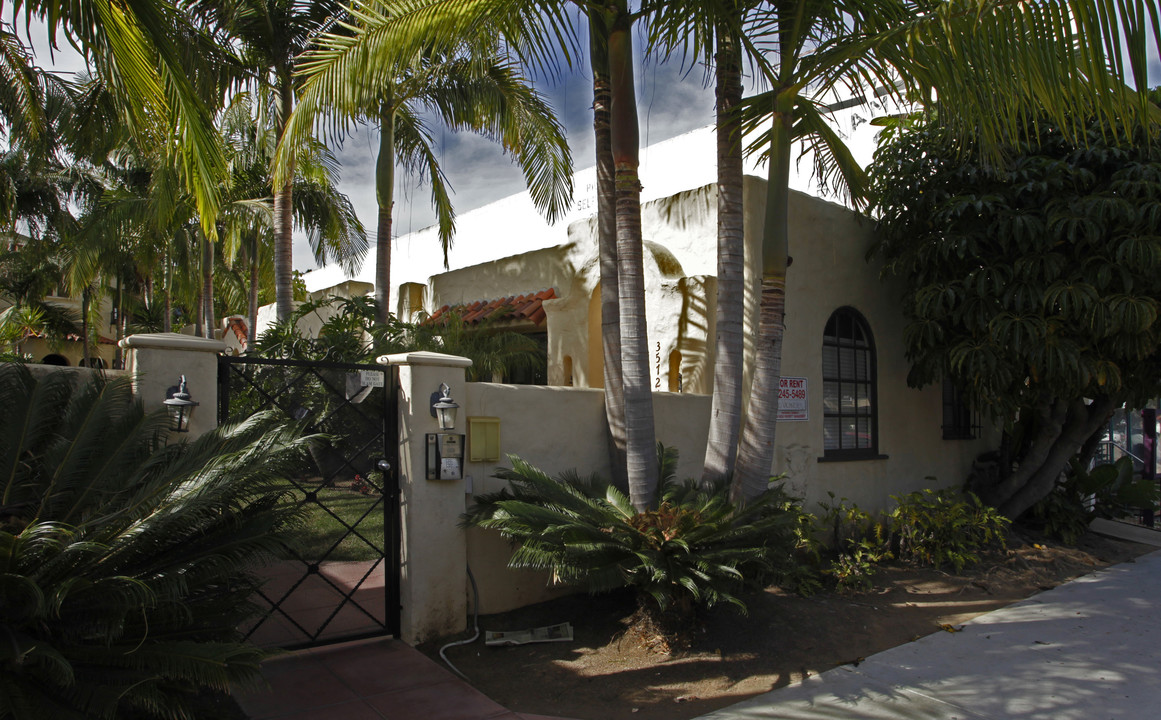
xmin=821 ymin=308 xmax=878 ymax=459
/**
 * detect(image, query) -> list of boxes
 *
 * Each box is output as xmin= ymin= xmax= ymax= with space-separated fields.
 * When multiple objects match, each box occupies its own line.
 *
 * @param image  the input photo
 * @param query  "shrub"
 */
xmin=0 ymin=366 xmax=312 ymax=720
xmin=1029 ymin=456 xmax=1158 ymax=545
xmin=462 ymin=447 xmax=805 ymax=628
xmin=885 ymin=488 xmax=1009 ymax=571
xmin=814 ymin=493 xmax=890 ymax=592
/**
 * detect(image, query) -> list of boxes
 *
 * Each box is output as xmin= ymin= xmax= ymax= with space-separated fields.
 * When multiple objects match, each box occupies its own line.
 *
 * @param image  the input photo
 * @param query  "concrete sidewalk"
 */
xmin=696 ymin=546 xmax=1161 ymax=720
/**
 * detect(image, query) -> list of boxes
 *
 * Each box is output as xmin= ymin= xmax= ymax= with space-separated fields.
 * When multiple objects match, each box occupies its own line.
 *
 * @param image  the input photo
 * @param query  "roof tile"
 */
xmin=428 ymin=288 xmax=557 ymax=327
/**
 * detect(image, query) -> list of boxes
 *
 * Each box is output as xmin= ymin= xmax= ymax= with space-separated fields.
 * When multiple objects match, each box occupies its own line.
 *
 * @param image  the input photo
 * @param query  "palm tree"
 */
xmin=283 ymin=48 xmax=571 ymax=324
xmin=652 ymin=1 xmax=756 ymax=489
xmin=726 ymin=1 xmax=1160 ymax=499
xmin=588 ymin=11 xmax=628 ymax=490
xmin=11 ymin=1 xmax=233 ymax=237
xmin=0 ymin=365 xmax=315 ymax=719
xmin=196 ymin=0 xmax=354 ymax=322
xmin=217 ymin=91 xmax=366 ymax=344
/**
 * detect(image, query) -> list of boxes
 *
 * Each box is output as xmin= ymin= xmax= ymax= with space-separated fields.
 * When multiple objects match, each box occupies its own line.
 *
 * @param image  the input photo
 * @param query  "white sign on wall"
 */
xmin=359 ymin=370 xmax=385 ymax=387
xmin=777 ymin=376 xmax=808 ymax=421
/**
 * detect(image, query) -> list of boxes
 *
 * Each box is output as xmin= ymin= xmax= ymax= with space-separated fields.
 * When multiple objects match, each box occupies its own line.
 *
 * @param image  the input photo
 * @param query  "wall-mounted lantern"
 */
xmin=430 ymin=382 xmax=459 ymax=431
xmin=163 ymin=375 xmax=199 ymax=432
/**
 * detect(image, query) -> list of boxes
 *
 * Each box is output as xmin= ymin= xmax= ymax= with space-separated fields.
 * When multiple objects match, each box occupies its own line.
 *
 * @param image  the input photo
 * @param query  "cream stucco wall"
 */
xmin=424 ymin=177 xmax=999 ymax=618
xmin=456 ymin=384 xmax=711 ymax=615
xmin=769 ymin=185 xmax=997 ymax=512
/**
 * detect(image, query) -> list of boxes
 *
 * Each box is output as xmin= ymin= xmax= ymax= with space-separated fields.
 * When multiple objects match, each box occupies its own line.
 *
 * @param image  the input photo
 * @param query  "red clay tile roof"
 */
xmin=226 ymin=317 xmax=248 ymax=347
xmin=428 ymin=288 xmax=557 ymax=327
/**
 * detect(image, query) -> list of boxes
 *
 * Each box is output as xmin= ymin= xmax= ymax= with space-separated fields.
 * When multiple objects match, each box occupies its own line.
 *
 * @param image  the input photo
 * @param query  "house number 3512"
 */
xmin=655 ymin=342 xmax=661 ymax=389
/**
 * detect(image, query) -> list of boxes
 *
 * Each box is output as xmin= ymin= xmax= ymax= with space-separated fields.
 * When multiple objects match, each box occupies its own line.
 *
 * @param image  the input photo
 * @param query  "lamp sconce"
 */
xmin=430 ymin=382 xmax=459 ymax=431
xmin=163 ymin=375 xmax=199 ymax=432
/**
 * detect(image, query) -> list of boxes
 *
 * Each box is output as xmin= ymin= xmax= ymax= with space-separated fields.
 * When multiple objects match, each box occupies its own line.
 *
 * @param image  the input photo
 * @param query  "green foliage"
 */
xmin=0 ymin=366 xmax=313 ymax=720
xmin=885 ymin=489 xmax=1010 ymax=572
xmin=814 ymin=493 xmax=890 ymax=592
xmin=797 ymin=489 xmax=1008 ymax=591
xmin=870 ymin=107 xmax=1161 ymax=421
xmin=252 ymin=294 xmax=545 ymax=382
xmin=1030 ymin=457 xmax=1159 ymax=545
xmin=463 ymin=447 xmax=805 ymax=619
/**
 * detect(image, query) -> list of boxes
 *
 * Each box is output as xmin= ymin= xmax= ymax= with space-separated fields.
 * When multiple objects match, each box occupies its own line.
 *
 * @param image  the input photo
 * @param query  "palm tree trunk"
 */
xmin=609 ymin=7 xmax=657 ymax=511
xmin=273 ymin=74 xmax=296 ymax=321
xmin=702 ymin=18 xmax=746 ymax=489
xmin=113 ymin=279 xmax=124 ymax=369
xmin=733 ymin=88 xmax=792 ymax=500
xmin=590 ymin=12 xmax=628 ymax=492
xmin=375 ymin=103 xmax=396 ymax=325
xmin=195 ymin=289 xmax=204 ymax=338
xmin=163 ymin=235 xmax=172 ymax=333
xmin=248 ymin=238 xmax=260 ymax=349
xmin=81 ymin=287 xmax=91 ymax=368
xmin=202 ymin=235 xmax=215 ymax=339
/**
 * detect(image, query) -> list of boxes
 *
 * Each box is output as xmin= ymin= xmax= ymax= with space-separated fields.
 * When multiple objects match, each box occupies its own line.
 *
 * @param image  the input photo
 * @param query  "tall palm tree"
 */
xmin=726 ymin=0 xmax=1161 ymax=498
xmin=588 ymin=11 xmax=628 ymax=491
xmin=652 ymin=1 xmax=757 ymax=489
xmin=197 ymin=0 xmax=351 ymax=321
xmin=283 ymin=0 xmax=666 ymax=508
xmin=12 ymin=0 xmax=234 ymax=237
xmin=284 ymin=48 xmax=571 ymax=324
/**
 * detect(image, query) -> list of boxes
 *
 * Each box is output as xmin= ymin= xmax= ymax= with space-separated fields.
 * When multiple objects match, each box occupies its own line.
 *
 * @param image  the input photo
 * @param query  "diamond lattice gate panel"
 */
xmin=218 ymin=356 xmax=401 ymax=648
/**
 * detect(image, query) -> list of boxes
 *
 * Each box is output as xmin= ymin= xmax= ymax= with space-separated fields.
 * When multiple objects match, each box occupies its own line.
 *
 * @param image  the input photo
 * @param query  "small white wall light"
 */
xmin=431 ymin=382 xmax=459 ymax=431
xmin=163 ymin=375 xmax=199 ymax=432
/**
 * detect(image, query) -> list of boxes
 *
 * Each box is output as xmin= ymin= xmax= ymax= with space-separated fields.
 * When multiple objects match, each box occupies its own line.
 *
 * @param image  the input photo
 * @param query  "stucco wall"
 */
xmin=448 ymin=179 xmax=998 ymax=616
xmin=770 ymin=184 xmax=997 ymax=511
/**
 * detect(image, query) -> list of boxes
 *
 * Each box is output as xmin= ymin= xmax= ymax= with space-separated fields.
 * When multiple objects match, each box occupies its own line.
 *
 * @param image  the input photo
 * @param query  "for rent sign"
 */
xmin=777 ymin=376 xmax=808 ymax=421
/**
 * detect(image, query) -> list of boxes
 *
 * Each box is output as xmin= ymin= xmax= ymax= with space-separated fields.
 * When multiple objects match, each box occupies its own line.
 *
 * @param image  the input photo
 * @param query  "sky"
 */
xmin=17 ymin=13 xmax=1161 ymax=289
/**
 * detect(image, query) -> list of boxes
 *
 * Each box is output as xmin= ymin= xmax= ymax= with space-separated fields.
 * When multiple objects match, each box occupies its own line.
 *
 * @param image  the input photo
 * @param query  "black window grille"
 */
xmin=822 ymin=308 xmax=878 ymax=459
xmin=942 ymin=380 xmax=979 ymax=439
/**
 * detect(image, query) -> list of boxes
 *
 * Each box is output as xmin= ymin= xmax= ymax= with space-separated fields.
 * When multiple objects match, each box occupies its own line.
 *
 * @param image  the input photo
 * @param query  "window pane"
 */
xmin=856 ymin=350 xmax=868 ymax=380
xmin=840 ymin=347 xmax=855 ymax=379
xmin=822 ymin=308 xmax=877 ymax=455
xmin=824 ymin=417 xmax=840 ymax=450
xmin=822 ymin=345 xmax=839 ymax=378
xmin=823 ymin=381 xmax=839 ymax=412
xmin=842 ymin=419 xmax=857 ymax=449
xmin=841 ymin=383 xmax=855 ymax=413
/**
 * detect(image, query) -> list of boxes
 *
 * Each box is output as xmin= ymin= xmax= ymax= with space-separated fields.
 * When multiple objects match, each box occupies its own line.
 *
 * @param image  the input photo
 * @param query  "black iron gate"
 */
xmin=218 ymin=355 xmax=400 ymax=648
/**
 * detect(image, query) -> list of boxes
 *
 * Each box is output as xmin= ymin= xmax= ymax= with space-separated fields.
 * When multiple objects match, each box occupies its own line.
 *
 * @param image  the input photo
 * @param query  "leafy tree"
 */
xmin=11 ymin=0 xmax=236 ymax=237
xmin=869 ymin=104 xmax=1161 ymax=519
xmin=196 ymin=0 xmax=358 ymax=321
xmin=252 ymin=294 xmax=545 ymax=380
xmin=723 ymin=0 xmax=1159 ymax=499
xmin=0 ymin=365 xmax=313 ymax=720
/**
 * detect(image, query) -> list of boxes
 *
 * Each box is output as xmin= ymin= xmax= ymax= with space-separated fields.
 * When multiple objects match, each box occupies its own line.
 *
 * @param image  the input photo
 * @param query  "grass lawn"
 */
xmin=277 ymin=477 xmax=386 ymax=563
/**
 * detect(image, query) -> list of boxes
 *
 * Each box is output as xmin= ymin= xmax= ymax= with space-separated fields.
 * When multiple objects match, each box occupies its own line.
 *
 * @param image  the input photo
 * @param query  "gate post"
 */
xmin=119 ymin=333 xmax=226 ymax=438
xmin=378 ymin=351 xmax=473 ymax=645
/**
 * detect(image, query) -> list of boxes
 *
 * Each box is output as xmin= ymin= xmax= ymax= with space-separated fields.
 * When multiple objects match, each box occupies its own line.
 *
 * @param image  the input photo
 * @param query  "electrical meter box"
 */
xmin=426 ymin=433 xmax=465 ymax=481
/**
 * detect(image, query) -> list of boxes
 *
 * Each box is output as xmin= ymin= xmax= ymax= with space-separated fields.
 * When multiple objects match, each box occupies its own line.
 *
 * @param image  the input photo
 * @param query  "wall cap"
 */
xmin=376 ymin=351 xmax=473 ymax=369
xmin=119 ymin=333 xmax=227 ymax=353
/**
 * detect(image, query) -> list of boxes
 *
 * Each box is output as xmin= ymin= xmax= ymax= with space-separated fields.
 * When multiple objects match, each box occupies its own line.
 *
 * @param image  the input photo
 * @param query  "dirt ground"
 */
xmin=422 ymin=530 xmax=1154 ymax=720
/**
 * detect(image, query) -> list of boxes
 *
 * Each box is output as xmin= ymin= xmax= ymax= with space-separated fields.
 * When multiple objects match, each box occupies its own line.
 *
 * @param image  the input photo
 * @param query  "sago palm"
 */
xmin=0 ymin=365 xmax=314 ymax=720
xmin=463 ymin=449 xmax=805 ymax=624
